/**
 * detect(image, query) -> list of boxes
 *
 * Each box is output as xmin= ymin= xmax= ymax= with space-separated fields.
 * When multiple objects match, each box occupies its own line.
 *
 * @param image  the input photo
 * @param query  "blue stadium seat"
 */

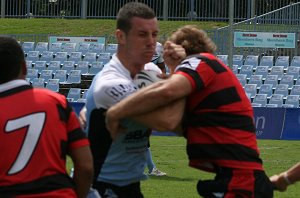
xmin=49 ymin=42 xmax=63 ymax=55
xmin=69 ymin=52 xmax=82 ymax=65
xmin=35 ymin=42 xmax=49 ymax=53
xmin=78 ymin=42 xmax=91 ymax=56
xmin=33 ymin=61 xmax=47 ymax=74
xmin=290 ymin=85 xmax=300 ymax=95
xmin=279 ymin=74 xmax=294 ymax=89
xmin=48 ymin=61 xmax=61 ymax=73
xmin=40 ymin=70 xmax=53 ymax=82
xmin=274 ymin=84 xmax=289 ymax=97
xmin=26 ymin=51 xmax=40 ymax=62
xmin=66 ymin=70 xmax=81 ymax=84
xmin=244 ymin=55 xmax=259 ymax=67
xmin=290 ymin=56 xmax=300 ymax=67
xmin=90 ymin=43 xmax=105 ymax=55
xmin=67 ymin=88 xmax=82 ymax=102
xmin=269 ymin=66 xmax=284 ymax=80
xmin=26 ymin=68 xmax=39 ymax=83
xmin=253 ymin=94 xmax=268 ymax=107
xmin=98 ymin=52 xmax=111 ymax=65
xmin=258 ymin=84 xmax=273 ymax=98
xmin=286 ymin=66 xmax=300 ymax=80
xmin=83 ymin=52 xmax=97 ymax=63
xmin=275 ymin=56 xmax=290 ymax=68
xmin=217 ymin=54 xmax=228 ymax=65
xmin=45 ymin=79 xmax=60 ymax=92
xmin=244 ymin=84 xmax=257 ymax=99
xmin=105 ymin=43 xmax=118 ymax=56
xmin=259 ymin=56 xmax=274 ymax=67
xmin=233 ymin=55 xmax=244 ymax=68
xmin=61 ymin=61 xmax=75 ymax=74
xmin=62 ymin=43 xmax=77 ymax=55
xmin=239 ymin=65 xmax=254 ymax=79
xmin=248 ymin=74 xmax=263 ymax=88
xmin=255 ymin=66 xmax=269 ymax=79
xmin=26 ymin=60 xmax=33 ymax=68
xmin=32 ymin=77 xmax=45 ymax=88
xmin=284 ymin=95 xmax=299 ymax=108
xmin=264 ymin=74 xmax=279 ymax=87
xmin=54 ymin=51 xmax=68 ymax=62
xmin=89 ymin=61 xmax=104 ymax=75
xmin=22 ymin=41 xmax=35 ymax=55
xmin=76 ymin=61 xmax=89 ymax=74
xmin=235 ymin=74 xmax=247 ymax=87
xmin=53 ymin=69 xmax=67 ymax=83
xmin=40 ymin=51 xmax=54 ymax=64
xmin=231 ymin=64 xmax=239 ymax=74
xmin=269 ymin=94 xmax=284 ymax=107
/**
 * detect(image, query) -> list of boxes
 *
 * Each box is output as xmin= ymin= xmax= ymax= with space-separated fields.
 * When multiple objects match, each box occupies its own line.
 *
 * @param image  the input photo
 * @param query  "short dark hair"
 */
xmin=116 ymin=2 xmax=156 ymax=34
xmin=0 ymin=36 xmax=25 ymax=84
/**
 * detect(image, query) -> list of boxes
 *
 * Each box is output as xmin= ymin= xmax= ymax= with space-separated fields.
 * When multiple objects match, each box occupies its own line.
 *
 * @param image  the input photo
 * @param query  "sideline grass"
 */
xmin=0 ymin=18 xmax=226 ymax=38
xmin=140 ymin=136 xmax=299 ymax=198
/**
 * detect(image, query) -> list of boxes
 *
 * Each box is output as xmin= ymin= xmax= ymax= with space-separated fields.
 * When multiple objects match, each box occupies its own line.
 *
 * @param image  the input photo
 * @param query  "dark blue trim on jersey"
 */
xmin=0 ymin=85 xmax=32 ymax=98
xmin=88 ymin=108 xmax=112 ymax=183
xmin=0 ymin=173 xmax=75 ymax=196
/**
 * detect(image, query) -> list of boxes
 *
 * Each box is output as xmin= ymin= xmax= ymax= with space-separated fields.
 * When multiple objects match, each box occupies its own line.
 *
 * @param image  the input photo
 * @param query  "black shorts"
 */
xmin=197 ymin=167 xmax=273 ymax=198
xmin=93 ymin=181 xmax=143 ymax=198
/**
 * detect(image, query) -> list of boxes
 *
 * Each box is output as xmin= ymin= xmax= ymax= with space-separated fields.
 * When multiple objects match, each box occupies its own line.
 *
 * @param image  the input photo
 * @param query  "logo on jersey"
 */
xmin=105 ymin=84 xmax=137 ymax=101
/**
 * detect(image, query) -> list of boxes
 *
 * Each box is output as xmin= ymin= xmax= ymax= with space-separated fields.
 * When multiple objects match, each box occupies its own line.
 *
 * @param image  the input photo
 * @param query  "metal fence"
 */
xmin=1 ymin=0 xmax=300 ymax=21
xmin=211 ymin=2 xmax=300 ymax=58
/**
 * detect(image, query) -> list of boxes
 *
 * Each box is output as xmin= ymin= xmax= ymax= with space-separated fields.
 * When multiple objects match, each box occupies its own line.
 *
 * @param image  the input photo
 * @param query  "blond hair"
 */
xmin=168 ymin=25 xmax=217 ymax=56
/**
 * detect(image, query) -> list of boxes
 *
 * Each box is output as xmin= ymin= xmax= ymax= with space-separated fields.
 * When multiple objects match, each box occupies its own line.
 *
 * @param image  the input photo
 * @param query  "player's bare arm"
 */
xmin=106 ymin=74 xmax=191 ymax=140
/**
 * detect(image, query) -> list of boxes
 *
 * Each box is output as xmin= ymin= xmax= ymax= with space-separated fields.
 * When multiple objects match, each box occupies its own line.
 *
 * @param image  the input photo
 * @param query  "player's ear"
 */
xmin=116 ymin=29 xmax=126 ymax=45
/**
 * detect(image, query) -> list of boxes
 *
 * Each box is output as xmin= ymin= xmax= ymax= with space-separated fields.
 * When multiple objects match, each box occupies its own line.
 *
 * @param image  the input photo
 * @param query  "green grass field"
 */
xmin=139 ymin=136 xmax=299 ymax=198
xmin=3 ymin=18 xmax=298 ymax=197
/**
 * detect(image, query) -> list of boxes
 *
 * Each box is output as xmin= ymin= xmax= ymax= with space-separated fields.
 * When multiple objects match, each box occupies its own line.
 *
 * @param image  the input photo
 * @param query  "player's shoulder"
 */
xmin=144 ymin=62 xmax=162 ymax=74
xmin=33 ymin=88 xmax=68 ymax=105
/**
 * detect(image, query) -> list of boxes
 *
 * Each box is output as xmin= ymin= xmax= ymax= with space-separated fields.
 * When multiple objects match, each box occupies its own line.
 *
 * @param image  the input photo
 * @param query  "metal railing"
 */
xmin=212 ymin=2 xmax=300 ymax=59
xmin=1 ymin=0 xmax=300 ymax=21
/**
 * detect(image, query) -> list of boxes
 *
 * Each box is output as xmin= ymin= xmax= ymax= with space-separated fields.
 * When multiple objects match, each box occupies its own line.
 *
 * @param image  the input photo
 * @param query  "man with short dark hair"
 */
xmin=84 ymin=2 xmax=184 ymax=197
xmin=0 ymin=36 xmax=93 ymax=198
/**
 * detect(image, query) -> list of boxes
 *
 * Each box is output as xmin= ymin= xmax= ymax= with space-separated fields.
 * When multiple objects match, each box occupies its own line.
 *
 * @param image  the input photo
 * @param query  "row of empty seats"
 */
xmin=250 ymin=93 xmax=299 ymax=108
xmin=26 ymin=51 xmax=111 ymax=65
xmin=26 ymin=60 xmax=104 ymax=75
xmin=22 ymin=41 xmax=118 ymax=56
xmin=217 ymin=54 xmax=300 ymax=68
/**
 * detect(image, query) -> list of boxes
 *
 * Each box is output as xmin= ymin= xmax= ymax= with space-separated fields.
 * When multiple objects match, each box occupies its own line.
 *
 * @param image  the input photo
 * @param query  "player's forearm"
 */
xmin=285 ymin=162 xmax=300 ymax=184
xmin=73 ymin=166 xmax=93 ymax=198
xmin=108 ymin=81 xmax=175 ymax=122
xmin=132 ymin=98 xmax=185 ymax=132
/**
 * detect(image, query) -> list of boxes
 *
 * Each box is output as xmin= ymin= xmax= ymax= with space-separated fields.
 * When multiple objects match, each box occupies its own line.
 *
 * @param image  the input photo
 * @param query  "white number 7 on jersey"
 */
xmin=5 ymin=112 xmax=46 ymax=175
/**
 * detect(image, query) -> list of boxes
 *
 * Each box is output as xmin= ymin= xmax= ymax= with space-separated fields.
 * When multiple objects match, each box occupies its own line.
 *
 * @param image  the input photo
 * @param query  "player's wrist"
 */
xmin=279 ymin=172 xmax=293 ymax=186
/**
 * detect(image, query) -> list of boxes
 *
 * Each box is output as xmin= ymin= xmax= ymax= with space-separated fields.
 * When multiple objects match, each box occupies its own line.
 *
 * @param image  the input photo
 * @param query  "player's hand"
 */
xmin=105 ymin=109 xmax=125 ymax=141
xmin=270 ymin=174 xmax=288 ymax=192
xmin=79 ymin=106 xmax=87 ymax=129
xmin=163 ymin=41 xmax=186 ymax=73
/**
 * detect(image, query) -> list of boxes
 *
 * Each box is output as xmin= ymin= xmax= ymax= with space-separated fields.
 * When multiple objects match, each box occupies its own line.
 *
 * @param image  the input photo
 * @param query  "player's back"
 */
xmin=0 ymin=81 xmax=80 ymax=197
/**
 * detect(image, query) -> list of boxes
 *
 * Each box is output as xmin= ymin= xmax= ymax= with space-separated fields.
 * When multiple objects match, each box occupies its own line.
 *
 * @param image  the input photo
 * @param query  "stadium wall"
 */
xmin=71 ymin=102 xmax=300 ymax=140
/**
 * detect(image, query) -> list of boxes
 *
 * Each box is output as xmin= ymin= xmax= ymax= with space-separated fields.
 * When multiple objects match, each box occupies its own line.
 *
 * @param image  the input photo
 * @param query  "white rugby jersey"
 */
xmin=151 ymin=42 xmax=164 ymax=64
xmin=85 ymin=54 xmax=160 ymax=186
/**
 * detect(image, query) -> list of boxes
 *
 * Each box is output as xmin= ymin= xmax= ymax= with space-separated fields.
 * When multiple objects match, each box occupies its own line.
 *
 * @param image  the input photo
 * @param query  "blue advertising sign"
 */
xmin=253 ymin=107 xmax=285 ymax=139
xmin=281 ymin=108 xmax=300 ymax=140
xmin=234 ymin=32 xmax=295 ymax=48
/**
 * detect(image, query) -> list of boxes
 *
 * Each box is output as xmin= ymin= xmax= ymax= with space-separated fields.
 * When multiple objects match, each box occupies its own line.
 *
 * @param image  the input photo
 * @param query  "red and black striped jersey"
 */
xmin=0 ymin=80 xmax=89 ymax=197
xmin=175 ymin=53 xmax=263 ymax=172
